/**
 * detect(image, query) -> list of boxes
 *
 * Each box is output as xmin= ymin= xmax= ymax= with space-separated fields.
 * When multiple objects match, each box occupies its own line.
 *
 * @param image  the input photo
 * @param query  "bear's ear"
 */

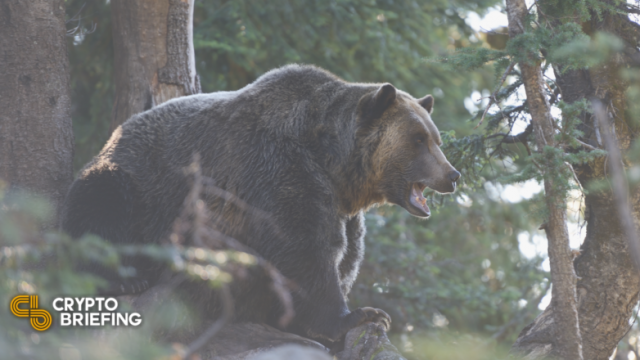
xmin=418 ymin=95 xmax=434 ymax=114
xmin=369 ymin=83 xmax=397 ymax=118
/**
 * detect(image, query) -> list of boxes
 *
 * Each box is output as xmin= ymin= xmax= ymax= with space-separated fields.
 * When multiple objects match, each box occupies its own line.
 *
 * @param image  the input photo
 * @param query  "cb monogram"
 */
xmin=10 ymin=295 xmax=52 ymax=331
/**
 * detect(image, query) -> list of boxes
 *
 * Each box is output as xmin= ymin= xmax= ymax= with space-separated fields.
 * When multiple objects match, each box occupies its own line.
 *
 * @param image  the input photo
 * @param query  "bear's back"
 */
xmin=107 ymin=65 xmax=357 ymax=181
xmin=73 ymin=64 xmax=376 ymax=249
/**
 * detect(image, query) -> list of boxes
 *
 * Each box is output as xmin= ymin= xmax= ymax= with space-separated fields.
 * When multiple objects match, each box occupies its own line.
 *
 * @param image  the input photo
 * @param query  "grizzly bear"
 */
xmin=61 ymin=65 xmax=460 ymax=343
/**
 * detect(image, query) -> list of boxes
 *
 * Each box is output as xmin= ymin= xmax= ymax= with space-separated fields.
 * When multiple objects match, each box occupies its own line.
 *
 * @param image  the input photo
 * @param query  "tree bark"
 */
xmin=511 ymin=2 xmax=640 ymax=359
xmin=0 ymin=0 xmax=74 ymax=221
xmin=506 ymin=1 xmax=583 ymax=360
xmin=110 ymin=0 xmax=200 ymax=132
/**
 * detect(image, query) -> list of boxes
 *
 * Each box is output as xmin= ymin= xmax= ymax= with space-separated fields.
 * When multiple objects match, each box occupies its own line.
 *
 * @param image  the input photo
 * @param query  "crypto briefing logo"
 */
xmin=10 ymin=295 xmax=53 ymax=331
xmin=10 ymin=294 xmax=142 ymax=330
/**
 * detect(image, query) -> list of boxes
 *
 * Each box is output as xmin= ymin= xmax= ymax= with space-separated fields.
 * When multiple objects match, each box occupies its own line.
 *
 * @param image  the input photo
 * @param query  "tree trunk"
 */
xmin=506 ymin=1 xmax=583 ymax=359
xmin=0 ymin=0 xmax=74 ymax=221
xmin=510 ymin=2 xmax=640 ymax=359
xmin=110 ymin=0 xmax=200 ymax=132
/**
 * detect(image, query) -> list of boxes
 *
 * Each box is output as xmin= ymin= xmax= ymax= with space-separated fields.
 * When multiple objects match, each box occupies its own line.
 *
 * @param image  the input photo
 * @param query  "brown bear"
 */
xmin=61 ymin=64 xmax=460 ymax=343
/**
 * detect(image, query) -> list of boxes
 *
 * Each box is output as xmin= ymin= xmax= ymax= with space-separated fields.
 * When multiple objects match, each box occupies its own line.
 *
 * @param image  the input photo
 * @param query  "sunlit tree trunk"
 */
xmin=0 ymin=0 xmax=74 ymax=222
xmin=510 ymin=1 xmax=640 ymax=359
xmin=110 ymin=0 xmax=200 ymax=132
xmin=506 ymin=1 xmax=583 ymax=359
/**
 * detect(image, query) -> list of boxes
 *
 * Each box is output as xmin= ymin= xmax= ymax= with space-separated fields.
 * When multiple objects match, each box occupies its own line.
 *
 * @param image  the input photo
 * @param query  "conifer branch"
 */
xmin=486 ymin=123 xmax=533 ymax=144
xmin=475 ymin=62 xmax=515 ymax=129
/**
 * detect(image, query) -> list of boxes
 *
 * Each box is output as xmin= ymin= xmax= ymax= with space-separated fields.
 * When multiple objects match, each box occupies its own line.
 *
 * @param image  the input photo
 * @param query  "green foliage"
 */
xmin=504 ymin=20 xmax=546 ymax=66
xmin=64 ymin=0 xmax=503 ymax=170
xmin=551 ymin=31 xmax=624 ymax=69
xmin=194 ymin=0 xmax=476 ymax=93
xmin=440 ymin=132 xmax=488 ymax=190
xmin=190 ymin=0 xmax=503 ymax=138
xmin=437 ymin=47 xmax=506 ymax=71
xmin=407 ymin=5 xmax=635 ymax=353
xmin=437 ymin=0 xmax=631 ymax=209
xmin=539 ymin=0 xmax=625 ymax=22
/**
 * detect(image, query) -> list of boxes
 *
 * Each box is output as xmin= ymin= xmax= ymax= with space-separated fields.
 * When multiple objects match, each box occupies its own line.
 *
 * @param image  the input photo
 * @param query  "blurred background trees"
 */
xmin=3 ymin=0 xmax=640 ymax=359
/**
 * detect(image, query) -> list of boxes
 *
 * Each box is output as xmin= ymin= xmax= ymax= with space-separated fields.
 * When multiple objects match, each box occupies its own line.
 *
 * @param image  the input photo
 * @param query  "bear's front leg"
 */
xmin=305 ymin=297 xmax=392 ymax=342
xmin=258 ymin=191 xmax=391 ymax=343
xmin=282 ymin=251 xmax=391 ymax=343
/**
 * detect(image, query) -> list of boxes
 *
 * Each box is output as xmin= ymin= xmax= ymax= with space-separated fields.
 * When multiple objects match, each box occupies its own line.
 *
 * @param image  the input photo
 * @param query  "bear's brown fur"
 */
xmin=61 ymin=65 xmax=460 ymax=343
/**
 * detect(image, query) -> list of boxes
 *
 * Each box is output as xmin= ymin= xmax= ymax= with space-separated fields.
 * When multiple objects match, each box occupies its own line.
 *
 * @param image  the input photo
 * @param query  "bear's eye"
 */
xmin=415 ymin=135 xmax=426 ymax=144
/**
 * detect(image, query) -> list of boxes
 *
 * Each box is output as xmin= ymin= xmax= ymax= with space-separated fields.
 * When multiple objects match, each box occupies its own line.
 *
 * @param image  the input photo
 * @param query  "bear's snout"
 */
xmin=427 ymin=167 xmax=460 ymax=194
xmin=448 ymin=170 xmax=461 ymax=183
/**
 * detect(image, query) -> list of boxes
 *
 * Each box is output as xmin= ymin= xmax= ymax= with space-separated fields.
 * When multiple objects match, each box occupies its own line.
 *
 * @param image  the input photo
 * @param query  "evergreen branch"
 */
xmin=487 ymin=124 xmax=533 ymax=158
xmin=551 ymin=122 xmax=600 ymax=151
xmin=475 ymin=62 xmax=516 ymax=129
xmin=533 ymin=0 xmax=556 ymax=33
xmin=486 ymin=123 xmax=533 ymax=144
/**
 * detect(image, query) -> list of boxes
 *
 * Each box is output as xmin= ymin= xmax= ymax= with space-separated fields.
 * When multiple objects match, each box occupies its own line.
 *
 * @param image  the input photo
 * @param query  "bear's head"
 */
xmin=356 ymin=83 xmax=460 ymax=218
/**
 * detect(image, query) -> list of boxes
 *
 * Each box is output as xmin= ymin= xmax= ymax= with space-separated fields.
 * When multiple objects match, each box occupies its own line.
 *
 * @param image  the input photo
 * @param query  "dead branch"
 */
xmin=573 ymin=139 xmax=599 ymax=151
xmin=182 ymin=284 xmax=234 ymax=359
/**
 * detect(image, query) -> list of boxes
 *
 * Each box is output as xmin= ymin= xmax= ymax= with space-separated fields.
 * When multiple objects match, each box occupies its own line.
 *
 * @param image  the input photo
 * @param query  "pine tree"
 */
xmin=443 ymin=1 xmax=640 ymax=358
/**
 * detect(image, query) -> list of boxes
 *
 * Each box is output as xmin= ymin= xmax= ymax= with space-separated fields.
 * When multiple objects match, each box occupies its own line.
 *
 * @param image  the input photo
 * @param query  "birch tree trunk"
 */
xmin=0 ymin=0 xmax=74 ymax=222
xmin=110 ymin=0 xmax=200 ymax=132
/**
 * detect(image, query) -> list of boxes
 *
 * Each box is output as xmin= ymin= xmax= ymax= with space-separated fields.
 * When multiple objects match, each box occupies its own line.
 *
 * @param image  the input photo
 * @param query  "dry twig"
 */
xmin=182 ymin=284 xmax=234 ymax=360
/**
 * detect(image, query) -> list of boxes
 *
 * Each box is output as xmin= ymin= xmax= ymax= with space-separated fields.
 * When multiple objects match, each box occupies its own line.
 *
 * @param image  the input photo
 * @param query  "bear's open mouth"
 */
xmin=408 ymin=182 xmax=430 ymax=217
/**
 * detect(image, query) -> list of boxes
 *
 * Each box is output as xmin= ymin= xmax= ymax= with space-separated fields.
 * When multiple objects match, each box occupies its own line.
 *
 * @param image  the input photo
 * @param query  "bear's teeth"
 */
xmin=410 ymin=184 xmax=430 ymax=215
